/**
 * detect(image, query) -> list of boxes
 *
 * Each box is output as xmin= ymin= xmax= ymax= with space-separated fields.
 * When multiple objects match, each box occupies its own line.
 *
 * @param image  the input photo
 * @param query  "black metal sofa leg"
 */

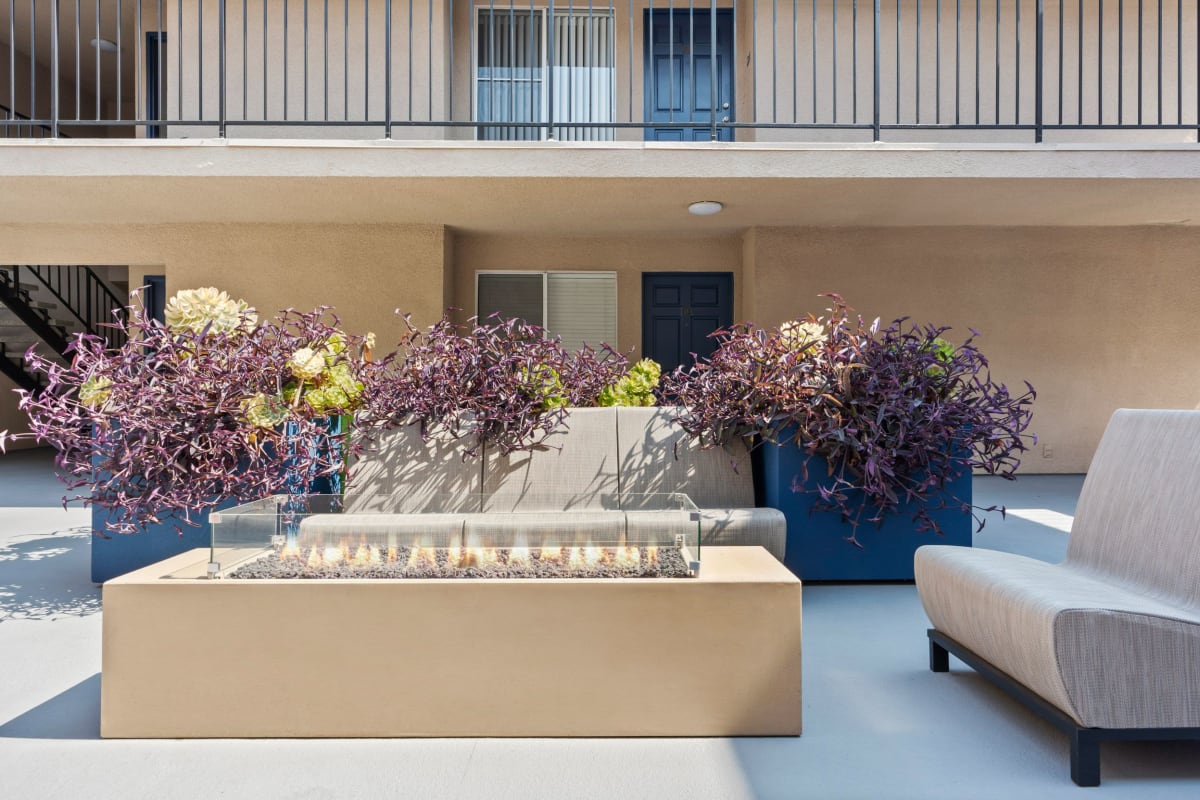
xmin=929 ymin=638 xmax=949 ymax=672
xmin=1070 ymin=729 xmax=1102 ymax=787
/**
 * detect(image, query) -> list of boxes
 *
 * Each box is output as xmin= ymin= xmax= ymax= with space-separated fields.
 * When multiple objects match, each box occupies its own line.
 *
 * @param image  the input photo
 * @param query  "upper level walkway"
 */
xmin=4 ymin=1 xmax=1200 ymax=146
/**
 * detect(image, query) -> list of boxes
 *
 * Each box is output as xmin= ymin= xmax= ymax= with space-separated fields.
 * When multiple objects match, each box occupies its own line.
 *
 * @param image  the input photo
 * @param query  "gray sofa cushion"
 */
xmin=463 ymin=511 xmax=626 ymax=548
xmin=346 ymin=421 xmax=482 ymax=513
xmin=616 ymin=407 xmax=754 ymax=508
xmin=916 ymin=408 xmax=1200 ymax=729
xmin=1065 ymin=408 xmax=1200 ymax=609
xmin=482 ymin=408 xmax=620 ymax=511
xmin=299 ymin=513 xmax=468 ymax=548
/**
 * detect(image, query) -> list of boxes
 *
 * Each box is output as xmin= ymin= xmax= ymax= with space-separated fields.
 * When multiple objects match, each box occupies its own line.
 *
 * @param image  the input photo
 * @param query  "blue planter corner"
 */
xmin=762 ymin=443 xmax=972 ymax=581
xmin=88 ymin=419 xmax=345 ymax=583
xmin=90 ymin=501 xmax=241 ymax=584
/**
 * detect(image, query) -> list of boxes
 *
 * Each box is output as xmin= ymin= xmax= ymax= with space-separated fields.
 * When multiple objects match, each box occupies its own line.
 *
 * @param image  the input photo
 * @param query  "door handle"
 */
xmin=722 ymin=102 xmax=729 ymax=109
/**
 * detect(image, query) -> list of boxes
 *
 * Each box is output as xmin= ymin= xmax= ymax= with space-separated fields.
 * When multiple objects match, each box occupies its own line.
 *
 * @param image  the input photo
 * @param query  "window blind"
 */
xmin=476 ymin=9 xmax=614 ymax=141
xmin=546 ymin=272 xmax=617 ymax=352
xmin=477 ymin=273 xmax=545 ymax=327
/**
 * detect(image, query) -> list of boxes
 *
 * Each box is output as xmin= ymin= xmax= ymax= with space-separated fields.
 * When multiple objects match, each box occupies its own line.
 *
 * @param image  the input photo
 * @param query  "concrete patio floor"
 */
xmin=2 ymin=449 xmax=1199 ymax=799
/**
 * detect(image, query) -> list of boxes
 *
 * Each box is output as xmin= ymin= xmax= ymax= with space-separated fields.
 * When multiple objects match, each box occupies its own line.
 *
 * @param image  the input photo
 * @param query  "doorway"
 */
xmin=643 ymin=10 xmax=734 ymax=141
xmin=145 ymin=32 xmax=167 ymax=139
xmin=641 ymin=272 xmax=734 ymax=373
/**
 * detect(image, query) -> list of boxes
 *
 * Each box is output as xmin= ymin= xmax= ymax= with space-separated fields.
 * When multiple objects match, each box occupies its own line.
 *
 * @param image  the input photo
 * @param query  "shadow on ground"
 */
xmin=0 ymin=527 xmax=99 ymax=621
xmin=0 ymin=448 xmax=80 ymax=508
xmin=0 ymin=673 xmax=100 ymax=740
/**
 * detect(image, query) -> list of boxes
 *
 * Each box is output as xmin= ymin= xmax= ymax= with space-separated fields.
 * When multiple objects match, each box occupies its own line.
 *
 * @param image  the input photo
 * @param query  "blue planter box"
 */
xmin=90 ymin=503 xmax=237 ymax=584
xmin=90 ymin=470 xmax=341 ymax=584
xmin=88 ymin=419 xmax=346 ymax=583
xmin=762 ymin=442 xmax=972 ymax=581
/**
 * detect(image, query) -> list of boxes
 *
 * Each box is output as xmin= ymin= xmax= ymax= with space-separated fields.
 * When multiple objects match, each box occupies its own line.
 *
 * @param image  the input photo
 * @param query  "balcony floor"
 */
xmin=1 ymin=449 xmax=1198 ymax=798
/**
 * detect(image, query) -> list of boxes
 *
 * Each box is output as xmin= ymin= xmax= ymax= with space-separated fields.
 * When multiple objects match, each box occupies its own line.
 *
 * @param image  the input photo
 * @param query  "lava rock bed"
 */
xmin=227 ymin=546 xmax=693 ymax=579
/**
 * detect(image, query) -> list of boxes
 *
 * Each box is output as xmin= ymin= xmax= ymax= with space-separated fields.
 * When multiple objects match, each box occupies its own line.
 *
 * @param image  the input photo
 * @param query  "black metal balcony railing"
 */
xmin=1 ymin=101 xmax=65 ymax=137
xmin=1 ymin=1 xmax=1197 ymax=142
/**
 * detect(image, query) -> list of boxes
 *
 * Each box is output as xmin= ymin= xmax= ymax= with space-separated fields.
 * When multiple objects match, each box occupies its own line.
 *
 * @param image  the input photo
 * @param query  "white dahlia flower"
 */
xmin=164 ymin=287 xmax=257 ymax=336
xmin=288 ymin=347 xmax=326 ymax=381
xmin=779 ymin=320 xmax=827 ymax=353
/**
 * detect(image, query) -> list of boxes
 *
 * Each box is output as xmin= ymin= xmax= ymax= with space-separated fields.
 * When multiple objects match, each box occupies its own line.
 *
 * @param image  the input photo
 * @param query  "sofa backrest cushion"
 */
xmin=482 ymin=407 xmax=620 ymax=511
xmin=616 ymin=407 xmax=754 ymax=509
xmin=345 ymin=422 xmax=482 ymax=513
xmin=1066 ymin=408 xmax=1200 ymax=608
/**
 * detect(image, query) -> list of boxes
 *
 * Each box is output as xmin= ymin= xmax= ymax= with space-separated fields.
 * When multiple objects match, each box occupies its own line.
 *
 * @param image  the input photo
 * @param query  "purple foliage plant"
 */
xmin=354 ymin=314 xmax=629 ymax=457
xmin=664 ymin=294 xmax=1036 ymax=543
xmin=0 ymin=292 xmax=379 ymax=534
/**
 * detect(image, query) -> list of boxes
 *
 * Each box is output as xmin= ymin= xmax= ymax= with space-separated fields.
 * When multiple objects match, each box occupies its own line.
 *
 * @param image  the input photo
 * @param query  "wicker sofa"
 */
xmin=302 ymin=407 xmax=786 ymax=560
xmin=916 ymin=409 xmax=1200 ymax=786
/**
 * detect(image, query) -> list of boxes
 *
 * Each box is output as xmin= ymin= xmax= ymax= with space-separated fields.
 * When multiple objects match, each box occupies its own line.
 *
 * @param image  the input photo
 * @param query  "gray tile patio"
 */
xmin=1 ymin=449 xmax=1198 ymax=799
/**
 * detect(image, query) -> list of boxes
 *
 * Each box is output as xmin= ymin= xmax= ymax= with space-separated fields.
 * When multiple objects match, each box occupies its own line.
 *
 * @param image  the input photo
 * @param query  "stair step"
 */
xmin=0 ymin=323 xmax=68 ymax=338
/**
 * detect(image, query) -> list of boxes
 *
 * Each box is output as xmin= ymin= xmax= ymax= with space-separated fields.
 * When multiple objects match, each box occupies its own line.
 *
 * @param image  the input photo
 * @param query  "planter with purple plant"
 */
xmin=354 ymin=313 xmax=645 ymax=457
xmin=0 ymin=288 xmax=378 ymax=582
xmin=666 ymin=295 xmax=1036 ymax=581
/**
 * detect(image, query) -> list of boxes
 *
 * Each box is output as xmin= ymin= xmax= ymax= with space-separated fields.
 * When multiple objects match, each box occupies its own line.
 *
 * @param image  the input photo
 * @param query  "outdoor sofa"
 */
xmin=916 ymin=408 xmax=1200 ymax=786
xmin=301 ymin=407 xmax=786 ymax=560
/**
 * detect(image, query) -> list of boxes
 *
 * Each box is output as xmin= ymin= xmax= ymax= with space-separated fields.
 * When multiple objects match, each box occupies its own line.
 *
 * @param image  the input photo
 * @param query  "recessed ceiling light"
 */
xmin=688 ymin=201 xmax=724 ymax=216
xmin=90 ymin=38 xmax=119 ymax=53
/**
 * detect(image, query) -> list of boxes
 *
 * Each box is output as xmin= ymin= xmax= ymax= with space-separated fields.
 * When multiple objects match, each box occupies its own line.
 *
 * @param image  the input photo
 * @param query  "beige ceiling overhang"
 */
xmin=2 ymin=140 xmax=1199 ymax=234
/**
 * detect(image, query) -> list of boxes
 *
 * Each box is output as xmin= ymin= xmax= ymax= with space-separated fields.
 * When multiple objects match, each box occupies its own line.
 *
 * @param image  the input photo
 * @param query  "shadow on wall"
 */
xmin=0 ymin=527 xmax=100 ymax=621
xmin=0 ymin=673 xmax=99 ymax=740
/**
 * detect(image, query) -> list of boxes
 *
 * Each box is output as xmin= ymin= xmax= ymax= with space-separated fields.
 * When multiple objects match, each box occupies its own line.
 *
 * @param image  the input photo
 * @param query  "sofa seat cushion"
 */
xmin=625 ymin=508 xmax=786 ymax=562
xmin=299 ymin=513 xmax=468 ymax=548
xmin=483 ymin=408 xmax=620 ymax=511
xmin=462 ymin=511 xmax=626 ymax=547
xmin=916 ymin=544 xmax=1200 ymax=728
xmin=346 ymin=422 xmax=481 ymax=513
xmin=616 ymin=407 xmax=754 ymax=509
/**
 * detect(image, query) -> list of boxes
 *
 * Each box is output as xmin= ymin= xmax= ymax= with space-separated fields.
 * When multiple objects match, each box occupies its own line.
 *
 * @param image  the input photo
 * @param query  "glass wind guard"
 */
xmin=186 ymin=492 xmax=701 ymax=580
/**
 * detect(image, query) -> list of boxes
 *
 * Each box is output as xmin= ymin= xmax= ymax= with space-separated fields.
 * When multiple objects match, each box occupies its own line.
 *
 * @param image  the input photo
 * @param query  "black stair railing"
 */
xmin=16 ymin=265 xmax=128 ymax=349
xmin=0 ymin=265 xmax=128 ymax=392
xmin=0 ymin=340 xmax=40 ymax=392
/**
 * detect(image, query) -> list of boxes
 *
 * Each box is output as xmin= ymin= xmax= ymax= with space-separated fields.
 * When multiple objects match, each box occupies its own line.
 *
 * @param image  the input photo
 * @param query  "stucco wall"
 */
xmin=5 ymin=220 xmax=1199 ymax=472
xmin=744 ymin=225 xmax=1200 ymax=473
xmin=0 ymin=222 xmax=449 ymax=345
xmin=452 ymin=232 xmax=743 ymax=354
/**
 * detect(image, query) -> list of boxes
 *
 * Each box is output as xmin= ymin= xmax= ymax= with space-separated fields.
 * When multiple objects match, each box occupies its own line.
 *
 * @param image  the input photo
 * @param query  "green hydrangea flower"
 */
xmin=322 ymin=332 xmax=347 ymax=365
xmin=598 ymin=359 xmax=661 ymax=407
xmin=925 ymin=337 xmax=957 ymax=377
xmin=240 ymin=392 xmax=290 ymax=429
xmin=520 ymin=365 xmax=568 ymax=410
xmin=79 ymin=376 xmax=114 ymax=409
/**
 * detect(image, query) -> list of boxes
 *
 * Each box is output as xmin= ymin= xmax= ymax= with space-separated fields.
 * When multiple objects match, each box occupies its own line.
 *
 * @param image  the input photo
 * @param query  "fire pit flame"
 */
xmin=249 ymin=539 xmax=688 ymax=579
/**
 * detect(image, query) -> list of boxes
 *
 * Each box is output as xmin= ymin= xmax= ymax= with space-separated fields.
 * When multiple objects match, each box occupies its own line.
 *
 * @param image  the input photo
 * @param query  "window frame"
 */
xmin=474 ymin=269 xmax=619 ymax=349
xmin=471 ymin=5 xmax=617 ymax=141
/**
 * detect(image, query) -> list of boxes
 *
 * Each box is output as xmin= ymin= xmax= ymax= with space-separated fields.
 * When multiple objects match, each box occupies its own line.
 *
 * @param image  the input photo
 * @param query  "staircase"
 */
xmin=0 ymin=266 xmax=127 ymax=392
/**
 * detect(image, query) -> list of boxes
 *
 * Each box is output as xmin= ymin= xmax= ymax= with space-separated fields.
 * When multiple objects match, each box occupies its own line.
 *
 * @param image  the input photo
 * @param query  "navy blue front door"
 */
xmin=644 ymin=10 xmax=733 ymax=141
xmin=642 ymin=273 xmax=734 ymax=374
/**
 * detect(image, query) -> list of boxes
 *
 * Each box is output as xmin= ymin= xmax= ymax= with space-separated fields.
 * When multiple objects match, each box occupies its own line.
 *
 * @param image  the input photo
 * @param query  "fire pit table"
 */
xmin=101 ymin=493 xmax=802 ymax=738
